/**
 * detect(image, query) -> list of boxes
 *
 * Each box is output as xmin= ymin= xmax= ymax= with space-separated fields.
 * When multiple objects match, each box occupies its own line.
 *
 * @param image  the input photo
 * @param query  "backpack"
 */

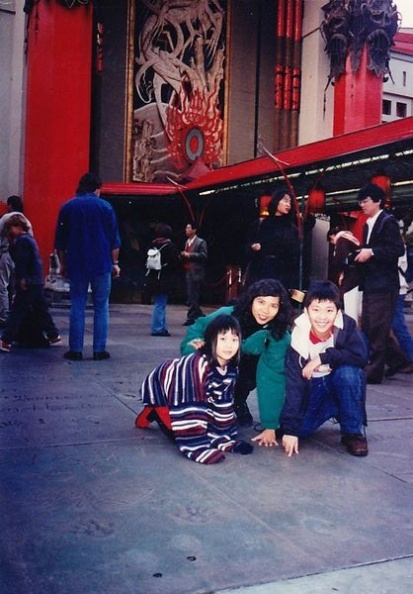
xmin=145 ymin=243 xmax=167 ymax=274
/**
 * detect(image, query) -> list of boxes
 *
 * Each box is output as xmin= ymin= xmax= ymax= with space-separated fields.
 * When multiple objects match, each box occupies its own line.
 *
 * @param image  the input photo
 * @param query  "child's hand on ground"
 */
xmin=282 ymin=435 xmax=299 ymax=456
xmin=251 ymin=429 xmax=278 ymax=447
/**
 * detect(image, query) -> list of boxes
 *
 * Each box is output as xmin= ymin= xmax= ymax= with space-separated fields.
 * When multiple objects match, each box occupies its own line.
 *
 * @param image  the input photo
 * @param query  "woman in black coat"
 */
xmin=146 ymin=223 xmax=180 ymax=336
xmin=246 ymin=187 xmax=300 ymax=291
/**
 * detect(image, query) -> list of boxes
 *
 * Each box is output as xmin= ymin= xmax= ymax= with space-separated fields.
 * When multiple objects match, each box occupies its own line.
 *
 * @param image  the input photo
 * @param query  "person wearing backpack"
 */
xmin=146 ymin=223 xmax=180 ymax=337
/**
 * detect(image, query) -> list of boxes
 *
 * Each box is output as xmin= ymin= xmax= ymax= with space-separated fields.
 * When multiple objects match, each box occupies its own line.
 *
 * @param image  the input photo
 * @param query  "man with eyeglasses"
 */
xmin=354 ymin=184 xmax=404 ymax=384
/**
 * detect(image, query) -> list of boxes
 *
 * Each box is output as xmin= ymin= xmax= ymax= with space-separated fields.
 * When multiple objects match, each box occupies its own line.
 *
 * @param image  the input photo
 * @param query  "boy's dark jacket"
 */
xmin=280 ymin=310 xmax=368 ymax=436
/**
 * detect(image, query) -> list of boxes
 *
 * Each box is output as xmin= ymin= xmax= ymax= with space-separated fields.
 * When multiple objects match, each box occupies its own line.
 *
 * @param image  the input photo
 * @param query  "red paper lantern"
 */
xmin=259 ymin=194 xmax=272 ymax=217
xmin=307 ymin=187 xmax=326 ymax=213
xmin=371 ymin=173 xmax=391 ymax=208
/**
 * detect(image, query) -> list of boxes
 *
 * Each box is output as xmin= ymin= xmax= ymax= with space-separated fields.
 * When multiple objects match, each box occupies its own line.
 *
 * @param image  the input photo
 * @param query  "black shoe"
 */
xmin=183 ymin=320 xmax=195 ymax=326
xmin=63 ymin=350 xmax=83 ymax=361
xmin=341 ymin=433 xmax=369 ymax=457
xmin=234 ymin=403 xmax=253 ymax=427
xmin=93 ymin=351 xmax=110 ymax=360
xmin=366 ymin=377 xmax=382 ymax=385
xmin=385 ymin=363 xmax=413 ymax=377
xmin=151 ymin=330 xmax=171 ymax=337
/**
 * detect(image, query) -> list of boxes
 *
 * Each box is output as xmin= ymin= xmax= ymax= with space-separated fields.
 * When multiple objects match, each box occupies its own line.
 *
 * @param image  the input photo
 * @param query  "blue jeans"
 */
xmin=299 ymin=366 xmax=366 ymax=437
xmin=69 ymin=273 xmax=111 ymax=353
xmin=391 ymin=294 xmax=413 ymax=363
xmin=151 ymin=293 xmax=168 ymax=333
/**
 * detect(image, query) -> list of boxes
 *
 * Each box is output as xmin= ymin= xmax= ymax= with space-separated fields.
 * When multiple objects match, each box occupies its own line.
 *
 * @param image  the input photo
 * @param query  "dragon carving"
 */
xmin=133 ymin=0 xmax=225 ymax=182
xmin=321 ymin=0 xmax=400 ymax=87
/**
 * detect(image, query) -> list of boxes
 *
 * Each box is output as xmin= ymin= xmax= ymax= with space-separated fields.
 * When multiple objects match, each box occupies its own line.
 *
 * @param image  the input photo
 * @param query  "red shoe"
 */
xmin=135 ymin=406 xmax=155 ymax=428
xmin=135 ymin=406 xmax=173 ymax=440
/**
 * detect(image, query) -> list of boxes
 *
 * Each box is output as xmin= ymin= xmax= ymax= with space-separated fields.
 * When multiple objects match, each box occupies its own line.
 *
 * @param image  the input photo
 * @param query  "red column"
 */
xmin=24 ymin=2 xmax=94 ymax=267
xmin=333 ymin=49 xmax=383 ymax=136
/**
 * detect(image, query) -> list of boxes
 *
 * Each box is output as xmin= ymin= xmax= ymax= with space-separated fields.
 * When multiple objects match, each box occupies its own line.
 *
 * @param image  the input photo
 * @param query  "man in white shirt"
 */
xmin=355 ymin=184 xmax=404 ymax=384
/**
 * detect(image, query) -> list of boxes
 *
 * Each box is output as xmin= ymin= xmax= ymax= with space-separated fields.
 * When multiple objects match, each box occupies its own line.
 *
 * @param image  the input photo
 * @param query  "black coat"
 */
xmin=359 ymin=211 xmax=404 ymax=294
xmin=245 ymin=216 xmax=300 ymax=290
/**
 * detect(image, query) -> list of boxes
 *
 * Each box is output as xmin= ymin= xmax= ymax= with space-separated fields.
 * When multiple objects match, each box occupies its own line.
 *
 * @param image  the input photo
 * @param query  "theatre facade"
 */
xmin=2 ymin=0 xmax=413 ymax=302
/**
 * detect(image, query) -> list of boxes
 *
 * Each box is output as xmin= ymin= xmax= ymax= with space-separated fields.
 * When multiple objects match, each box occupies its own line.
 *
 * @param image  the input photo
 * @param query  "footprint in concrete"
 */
xmin=70 ymin=518 xmax=115 ymax=538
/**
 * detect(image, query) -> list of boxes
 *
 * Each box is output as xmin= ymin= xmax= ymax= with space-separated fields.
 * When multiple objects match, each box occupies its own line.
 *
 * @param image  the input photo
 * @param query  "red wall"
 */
xmin=23 ymin=2 xmax=94 ymax=267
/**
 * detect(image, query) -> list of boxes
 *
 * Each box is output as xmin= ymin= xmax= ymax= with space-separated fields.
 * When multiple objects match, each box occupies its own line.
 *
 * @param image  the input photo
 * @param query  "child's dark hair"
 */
xmin=304 ymin=280 xmax=341 ymax=309
xmin=201 ymin=314 xmax=241 ymax=367
xmin=233 ymin=278 xmax=292 ymax=339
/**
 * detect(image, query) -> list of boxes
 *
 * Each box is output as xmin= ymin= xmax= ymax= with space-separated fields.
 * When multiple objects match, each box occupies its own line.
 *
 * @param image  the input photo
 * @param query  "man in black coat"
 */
xmin=355 ymin=184 xmax=404 ymax=384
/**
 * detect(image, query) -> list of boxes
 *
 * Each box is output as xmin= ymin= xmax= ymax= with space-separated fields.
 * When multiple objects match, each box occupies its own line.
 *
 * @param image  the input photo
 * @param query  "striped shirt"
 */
xmin=141 ymin=353 xmax=239 ymax=464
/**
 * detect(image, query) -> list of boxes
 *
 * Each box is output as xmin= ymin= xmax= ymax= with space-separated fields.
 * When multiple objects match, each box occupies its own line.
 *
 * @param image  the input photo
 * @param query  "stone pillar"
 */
xmin=333 ymin=49 xmax=383 ymax=136
xmin=23 ymin=1 xmax=94 ymax=265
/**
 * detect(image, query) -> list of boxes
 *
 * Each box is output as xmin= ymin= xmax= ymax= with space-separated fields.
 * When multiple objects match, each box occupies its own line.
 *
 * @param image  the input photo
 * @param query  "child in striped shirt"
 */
xmin=136 ymin=314 xmax=254 ymax=464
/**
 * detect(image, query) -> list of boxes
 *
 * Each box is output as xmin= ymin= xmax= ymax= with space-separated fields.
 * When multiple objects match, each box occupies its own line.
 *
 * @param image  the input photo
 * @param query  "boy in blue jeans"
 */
xmin=280 ymin=280 xmax=369 ymax=457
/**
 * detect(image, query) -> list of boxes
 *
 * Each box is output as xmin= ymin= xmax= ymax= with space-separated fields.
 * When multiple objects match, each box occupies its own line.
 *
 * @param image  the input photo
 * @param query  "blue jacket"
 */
xmin=280 ymin=311 xmax=368 ymax=436
xmin=55 ymin=192 xmax=120 ymax=281
xmin=11 ymin=233 xmax=44 ymax=286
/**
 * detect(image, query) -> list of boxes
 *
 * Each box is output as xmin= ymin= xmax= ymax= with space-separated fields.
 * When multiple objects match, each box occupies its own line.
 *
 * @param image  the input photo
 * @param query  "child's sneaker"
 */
xmin=49 ymin=335 xmax=62 ymax=346
xmin=0 ymin=340 xmax=12 ymax=353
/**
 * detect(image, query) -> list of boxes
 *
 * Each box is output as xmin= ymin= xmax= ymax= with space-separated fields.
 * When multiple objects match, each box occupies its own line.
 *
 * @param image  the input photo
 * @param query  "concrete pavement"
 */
xmin=1 ymin=303 xmax=413 ymax=594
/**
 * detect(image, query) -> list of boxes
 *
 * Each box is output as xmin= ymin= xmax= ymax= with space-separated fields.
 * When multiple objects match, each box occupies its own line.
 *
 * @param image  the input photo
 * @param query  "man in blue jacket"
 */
xmin=280 ymin=281 xmax=368 ymax=458
xmin=55 ymin=173 xmax=121 ymax=361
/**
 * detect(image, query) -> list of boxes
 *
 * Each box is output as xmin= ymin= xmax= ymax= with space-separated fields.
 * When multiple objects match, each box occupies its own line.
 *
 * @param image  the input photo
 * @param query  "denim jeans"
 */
xmin=151 ymin=293 xmax=168 ymax=333
xmin=69 ymin=273 xmax=111 ymax=353
xmin=391 ymin=294 xmax=413 ymax=363
xmin=299 ymin=365 xmax=366 ymax=437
